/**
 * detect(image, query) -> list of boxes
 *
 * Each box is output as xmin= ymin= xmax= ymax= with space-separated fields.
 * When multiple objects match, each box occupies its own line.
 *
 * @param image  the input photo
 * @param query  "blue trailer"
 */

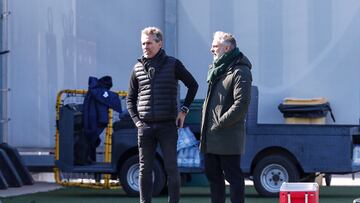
xmin=54 ymin=86 xmax=360 ymax=197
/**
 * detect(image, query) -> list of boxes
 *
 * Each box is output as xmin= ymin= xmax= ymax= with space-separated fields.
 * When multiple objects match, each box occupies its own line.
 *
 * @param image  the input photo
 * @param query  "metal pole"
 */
xmin=0 ymin=0 xmax=10 ymax=143
xmin=0 ymin=0 xmax=4 ymax=143
xmin=164 ymin=0 xmax=181 ymax=109
xmin=164 ymin=0 xmax=177 ymax=57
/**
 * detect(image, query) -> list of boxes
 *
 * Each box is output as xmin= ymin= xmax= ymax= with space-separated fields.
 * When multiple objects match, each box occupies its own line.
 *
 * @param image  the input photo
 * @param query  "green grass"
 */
xmin=1 ymin=186 xmax=359 ymax=203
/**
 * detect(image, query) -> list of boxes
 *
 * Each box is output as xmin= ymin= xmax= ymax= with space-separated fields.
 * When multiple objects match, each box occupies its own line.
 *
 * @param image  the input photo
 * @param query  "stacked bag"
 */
xmin=177 ymin=127 xmax=203 ymax=168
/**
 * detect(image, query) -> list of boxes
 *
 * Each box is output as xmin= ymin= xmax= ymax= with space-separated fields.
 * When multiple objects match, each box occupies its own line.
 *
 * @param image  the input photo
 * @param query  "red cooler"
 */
xmin=279 ymin=182 xmax=319 ymax=203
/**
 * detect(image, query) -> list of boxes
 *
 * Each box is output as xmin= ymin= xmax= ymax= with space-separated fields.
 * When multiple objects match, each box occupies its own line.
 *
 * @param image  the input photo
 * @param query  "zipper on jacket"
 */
xmin=150 ymin=68 xmax=155 ymax=120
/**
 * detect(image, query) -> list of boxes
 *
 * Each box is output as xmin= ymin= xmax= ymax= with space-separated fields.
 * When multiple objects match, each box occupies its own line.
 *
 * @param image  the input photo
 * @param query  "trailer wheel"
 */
xmin=253 ymin=154 xmax=300 ymax=197
xmin=119 ymin=155 xmax=166 ymax=197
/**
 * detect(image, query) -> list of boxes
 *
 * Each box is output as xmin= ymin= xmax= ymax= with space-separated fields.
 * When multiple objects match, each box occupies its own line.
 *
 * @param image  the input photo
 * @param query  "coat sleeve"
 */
xmin=216 ymin=66 xmax=252 ymax=129
xmin=175 ymin=59 xmax=199 ymax=108
xmin=126 ymin=69 xmax=141 ymax=124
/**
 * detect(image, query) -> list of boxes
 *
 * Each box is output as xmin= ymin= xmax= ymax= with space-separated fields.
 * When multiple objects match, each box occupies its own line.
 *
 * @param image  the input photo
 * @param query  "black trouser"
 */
xmin=138 ymin=121 xmax=180 ymax=203
xmin=204 ymin=153 xmax=245 ymax=203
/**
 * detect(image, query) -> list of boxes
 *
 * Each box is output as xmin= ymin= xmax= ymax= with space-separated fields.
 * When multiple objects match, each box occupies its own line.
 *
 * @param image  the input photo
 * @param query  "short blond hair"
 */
xmin=141 ymin=27 xmax=163 ymax=42
xmin=213 ymin=31 xmax=237 ymax=49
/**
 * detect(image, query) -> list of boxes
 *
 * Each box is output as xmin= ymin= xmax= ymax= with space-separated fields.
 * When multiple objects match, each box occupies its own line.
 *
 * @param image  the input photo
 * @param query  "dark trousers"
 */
xmin=138 ymin=121 xmax=180 ymax=203
xmin=204 ymin=153 xmax=245 ymax=203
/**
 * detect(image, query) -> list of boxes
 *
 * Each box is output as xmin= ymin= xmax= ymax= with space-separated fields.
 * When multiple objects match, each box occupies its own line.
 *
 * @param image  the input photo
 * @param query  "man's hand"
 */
xmin=135 ymin=121 xmax=144 ymax=128
xmin=176 ymin=112 xmax=187 ymax=128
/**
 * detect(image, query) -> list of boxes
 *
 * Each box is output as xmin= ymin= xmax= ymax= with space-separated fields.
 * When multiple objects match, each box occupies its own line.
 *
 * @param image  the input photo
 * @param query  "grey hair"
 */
xmin=141 ymin=26 xmax=163 ymax=42
xmin=213 ymin=31 xmax=237 ymax=49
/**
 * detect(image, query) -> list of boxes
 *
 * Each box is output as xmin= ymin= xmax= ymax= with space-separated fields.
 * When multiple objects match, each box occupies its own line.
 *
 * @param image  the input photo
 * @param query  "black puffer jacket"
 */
xmin=127 ymin=50 xmax=178 ymax=123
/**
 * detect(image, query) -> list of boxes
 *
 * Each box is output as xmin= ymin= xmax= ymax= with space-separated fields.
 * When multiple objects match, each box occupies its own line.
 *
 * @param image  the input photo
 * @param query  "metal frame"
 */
xmin=0 ymin=0 xmax=10 ymax=144
xmin=54 ymin=89 xmax=127 ymax=189
xmin=164 ymin=0 xmax=177 ymax=57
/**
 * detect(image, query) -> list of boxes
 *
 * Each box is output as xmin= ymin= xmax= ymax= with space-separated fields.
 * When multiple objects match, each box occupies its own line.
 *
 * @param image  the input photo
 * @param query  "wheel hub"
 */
xmin=261 ymin=164 xmax=288 ymax=193
xmin=272 ymin=173 xmax=280 ymax=182
xmin=127 ymin=164 xmax=140 ymax=191
xmin=126 ymin=164 xmax=156 ymax=192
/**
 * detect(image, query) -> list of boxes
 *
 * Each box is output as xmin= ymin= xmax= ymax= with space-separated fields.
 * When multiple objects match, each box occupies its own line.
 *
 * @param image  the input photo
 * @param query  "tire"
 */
xmin=119 ymin=155 xmax=166 ymax=197
xmin=253 ymin=154 xmax=300 ymax=197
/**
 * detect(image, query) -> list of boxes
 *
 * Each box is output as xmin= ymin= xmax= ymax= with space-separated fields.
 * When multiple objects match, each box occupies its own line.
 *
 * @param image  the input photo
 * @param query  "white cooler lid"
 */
xmin=280 ymin=182 xmax=319 ymax=192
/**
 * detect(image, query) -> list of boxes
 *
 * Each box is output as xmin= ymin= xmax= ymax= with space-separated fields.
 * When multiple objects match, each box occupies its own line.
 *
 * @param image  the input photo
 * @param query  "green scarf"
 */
xmin=207 ymin=47 xmax=241 ymax=83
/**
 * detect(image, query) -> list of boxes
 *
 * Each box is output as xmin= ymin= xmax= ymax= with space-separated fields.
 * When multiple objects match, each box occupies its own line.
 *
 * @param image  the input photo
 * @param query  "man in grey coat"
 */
xmin=200 ymin=31 xmax=252 ymax=203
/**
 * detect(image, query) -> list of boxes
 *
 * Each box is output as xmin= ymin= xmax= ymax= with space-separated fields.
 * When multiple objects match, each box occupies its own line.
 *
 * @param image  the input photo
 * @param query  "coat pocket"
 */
xmin=210 ymin=105 xmax=222 ymax=130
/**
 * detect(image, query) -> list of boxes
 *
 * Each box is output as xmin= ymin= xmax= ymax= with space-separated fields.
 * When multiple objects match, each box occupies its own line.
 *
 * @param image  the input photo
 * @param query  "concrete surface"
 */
xmin=0 ymin=182 xmax=62 ymax=198
xmin=0 ymin=172 xmax=359 ymax=198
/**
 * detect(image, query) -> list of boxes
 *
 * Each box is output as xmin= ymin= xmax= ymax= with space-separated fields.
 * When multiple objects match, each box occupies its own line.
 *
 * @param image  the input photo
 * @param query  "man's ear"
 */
xmin=225 ymin=45 xmax=231 ymax=52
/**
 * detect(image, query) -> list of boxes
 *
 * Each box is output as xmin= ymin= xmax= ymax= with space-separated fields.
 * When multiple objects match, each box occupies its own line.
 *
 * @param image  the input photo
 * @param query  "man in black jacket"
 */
xmin=127 ymin=27 xmax=198 ymax=203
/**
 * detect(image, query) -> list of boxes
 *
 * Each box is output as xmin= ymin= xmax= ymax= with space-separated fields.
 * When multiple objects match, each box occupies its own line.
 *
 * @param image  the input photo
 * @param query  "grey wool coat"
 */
xmin=200 ymin=52 xmax=252 ymax=155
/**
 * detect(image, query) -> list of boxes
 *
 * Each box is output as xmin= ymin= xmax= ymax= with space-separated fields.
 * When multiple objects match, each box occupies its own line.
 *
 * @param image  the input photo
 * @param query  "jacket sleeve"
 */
xmin=126 ymin=69 xmax=141 ymax=124
xmin=175 ymin=60 xmax=199 ymax=108
xmin=217 ymin=66 xmax=252 ymax=129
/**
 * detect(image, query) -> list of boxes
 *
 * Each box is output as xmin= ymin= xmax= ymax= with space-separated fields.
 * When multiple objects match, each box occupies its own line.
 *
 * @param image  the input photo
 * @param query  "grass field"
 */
xmin=1 ymin=185 xmax=360 ymax=203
